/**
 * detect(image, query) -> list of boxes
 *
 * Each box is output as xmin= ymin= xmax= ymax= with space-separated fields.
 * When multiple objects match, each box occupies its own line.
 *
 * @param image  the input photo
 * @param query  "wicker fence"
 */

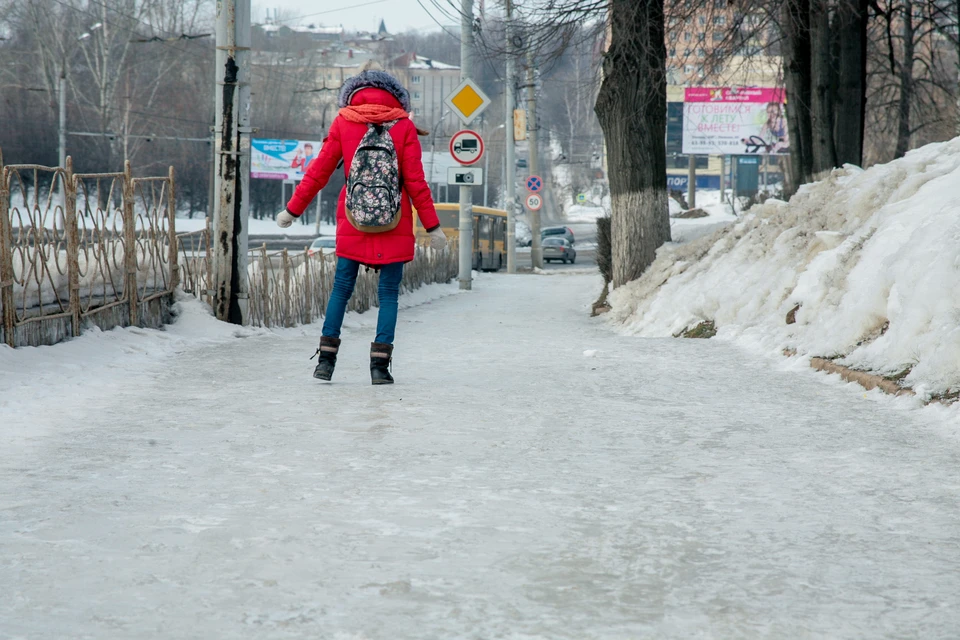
xmin=0 ymin=152 xmax=178 ymax=347
xmin=175 ymin=223 xmax=458 ymax=329
xmin=247 ymin=242 xmax=458 ymax=328
xmin=2 ymin=149 xmax=459 ymax=345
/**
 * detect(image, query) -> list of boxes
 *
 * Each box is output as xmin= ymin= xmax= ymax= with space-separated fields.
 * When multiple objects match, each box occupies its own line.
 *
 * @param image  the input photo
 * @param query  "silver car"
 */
xmin=543 ymin=237 xmax=576 ymax=264
xmin=307 ymin=236 xmax=336 ymax=257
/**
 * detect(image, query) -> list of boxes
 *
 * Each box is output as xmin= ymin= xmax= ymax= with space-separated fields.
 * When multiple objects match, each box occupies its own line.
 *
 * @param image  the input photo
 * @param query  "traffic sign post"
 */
xmin=444 ymin=78 xmax=492 ymax=126
xmin=526 ymin=193 xmax=543 ymax=211
xmin=526 ymin=175 xmax=543 ymax=192
xmin=449 ymin=130 xmax=484 ymax=165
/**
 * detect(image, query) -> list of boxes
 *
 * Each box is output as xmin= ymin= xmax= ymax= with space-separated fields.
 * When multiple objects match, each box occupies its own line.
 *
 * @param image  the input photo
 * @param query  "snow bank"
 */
xmin=609 ymin=138 xmax=960 ymax=400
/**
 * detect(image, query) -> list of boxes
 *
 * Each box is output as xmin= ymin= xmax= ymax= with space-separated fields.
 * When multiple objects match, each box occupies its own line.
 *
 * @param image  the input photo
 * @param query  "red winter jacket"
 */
xmin=286 ymin=88 xmax=440 ymax=265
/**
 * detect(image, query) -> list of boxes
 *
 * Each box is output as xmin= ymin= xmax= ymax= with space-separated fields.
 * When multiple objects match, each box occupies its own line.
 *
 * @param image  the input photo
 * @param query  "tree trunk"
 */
xmin=595 ymin=0 xmax=670 ymax=288
xmin=895 ymin=0 xmax=915 ymax=158
xmin=810 ymin=0 xmax=837 ymax=172
xmin=956 ymin=0 xmax=960 ymax=137
xmin=782 ymin=0 xmax=814 ymax=191
xmin=833 ymin=0 xmax=867 ymax=166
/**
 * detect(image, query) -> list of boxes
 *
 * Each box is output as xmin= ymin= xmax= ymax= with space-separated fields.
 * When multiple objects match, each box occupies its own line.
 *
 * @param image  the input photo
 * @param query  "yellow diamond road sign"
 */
xmin=444 ymin=78 xmax=491 ymax=126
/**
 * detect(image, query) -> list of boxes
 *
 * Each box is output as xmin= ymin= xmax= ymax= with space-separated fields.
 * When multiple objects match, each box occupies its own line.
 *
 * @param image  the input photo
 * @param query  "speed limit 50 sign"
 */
xmin=526 ymin=193 xmax=543 ymax=211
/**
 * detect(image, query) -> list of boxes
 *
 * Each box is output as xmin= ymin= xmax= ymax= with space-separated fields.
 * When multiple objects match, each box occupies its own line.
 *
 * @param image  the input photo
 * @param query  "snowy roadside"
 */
xmin=607 ymin=137 xmax=960 ymax=407
xmin=0 ymin=280 xmax=464 ymax=448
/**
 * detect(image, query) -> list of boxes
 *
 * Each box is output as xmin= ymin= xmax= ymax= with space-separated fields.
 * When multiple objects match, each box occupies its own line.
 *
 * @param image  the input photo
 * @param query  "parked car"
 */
xmin=307 ymin=236 xmax=336 ymax=257
xmin=542 ymin=237 xmax=576 ymax=264
xmin=541 ymin=226 xmax=575 ymax=245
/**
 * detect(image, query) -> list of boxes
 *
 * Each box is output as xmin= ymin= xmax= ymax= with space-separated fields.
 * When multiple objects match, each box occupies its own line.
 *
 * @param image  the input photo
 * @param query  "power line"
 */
xmin=68 ymin=131 xmax=210 ymax=142
xmin=272 ymin=0 xmax=391 ymax=25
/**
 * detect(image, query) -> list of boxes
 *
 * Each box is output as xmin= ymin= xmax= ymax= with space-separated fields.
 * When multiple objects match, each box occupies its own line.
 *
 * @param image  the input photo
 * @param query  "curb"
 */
xmin=809 ymin=357 xmax=915 ymax=397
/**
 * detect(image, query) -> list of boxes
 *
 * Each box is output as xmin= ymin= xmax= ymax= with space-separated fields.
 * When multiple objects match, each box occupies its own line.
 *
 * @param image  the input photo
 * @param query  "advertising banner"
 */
xmin=251 ymin=139 xmax=322 ymax=180
xmin=682 ymin=87 xmax=788 ymax=156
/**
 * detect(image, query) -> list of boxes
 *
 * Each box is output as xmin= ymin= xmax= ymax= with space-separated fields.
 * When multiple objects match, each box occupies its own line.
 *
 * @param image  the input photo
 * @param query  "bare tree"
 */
xmin=866 ymin=0 xmax=956 ymax=161
xmin=596 ymin=1 xmax=670 ymax=286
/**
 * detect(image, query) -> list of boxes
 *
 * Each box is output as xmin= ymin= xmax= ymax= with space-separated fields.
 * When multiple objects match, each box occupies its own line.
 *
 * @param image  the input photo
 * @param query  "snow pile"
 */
xmin=669 ymin=189 xmax=738 ymax=243
xmin=609 ymin=138 xmax=960 ymax=399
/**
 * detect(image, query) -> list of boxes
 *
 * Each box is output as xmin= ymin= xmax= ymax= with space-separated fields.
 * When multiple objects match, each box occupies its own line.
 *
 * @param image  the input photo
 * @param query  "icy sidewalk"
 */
xmin=2 ymin=274 xmax=960 ymax=639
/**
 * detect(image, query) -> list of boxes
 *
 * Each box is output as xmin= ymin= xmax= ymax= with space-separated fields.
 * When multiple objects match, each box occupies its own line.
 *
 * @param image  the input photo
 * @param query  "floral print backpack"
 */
xmin=344 ymin=122 xmax=403 ymax=233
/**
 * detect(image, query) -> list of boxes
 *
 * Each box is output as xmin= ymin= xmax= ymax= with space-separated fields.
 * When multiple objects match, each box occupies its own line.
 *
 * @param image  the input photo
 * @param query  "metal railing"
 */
xmin=0 ymin=152 xmax=178 ymax=347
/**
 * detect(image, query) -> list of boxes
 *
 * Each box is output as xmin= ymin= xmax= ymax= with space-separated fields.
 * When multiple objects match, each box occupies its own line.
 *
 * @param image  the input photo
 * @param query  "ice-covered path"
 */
xmin=3 ymin=274 xmax=960 ymax=639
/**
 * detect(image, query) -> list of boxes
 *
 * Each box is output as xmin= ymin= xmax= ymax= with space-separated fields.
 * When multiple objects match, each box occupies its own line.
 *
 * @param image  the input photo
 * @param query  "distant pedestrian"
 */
xmin=277 ymin=70 xmax=447 ymax=385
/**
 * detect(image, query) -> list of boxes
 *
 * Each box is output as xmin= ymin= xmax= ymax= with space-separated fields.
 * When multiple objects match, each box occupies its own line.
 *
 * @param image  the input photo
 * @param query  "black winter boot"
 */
xmin=312 ymin=336 xmax=341 ymax=381
xmin=370 ymin=342 xmax=394 ymax=385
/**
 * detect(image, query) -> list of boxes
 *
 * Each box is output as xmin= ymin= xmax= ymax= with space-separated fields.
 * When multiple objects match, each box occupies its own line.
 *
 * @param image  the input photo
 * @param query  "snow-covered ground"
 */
xmin=610 ymin=138 xmax=960 ymax=401
xmin=3 ymin=273 xmax=960 ymax=638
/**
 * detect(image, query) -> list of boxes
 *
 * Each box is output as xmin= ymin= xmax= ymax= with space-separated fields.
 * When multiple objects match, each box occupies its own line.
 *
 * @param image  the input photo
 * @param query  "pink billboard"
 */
xmin=682 ymin=87 xmax=789 ymax=155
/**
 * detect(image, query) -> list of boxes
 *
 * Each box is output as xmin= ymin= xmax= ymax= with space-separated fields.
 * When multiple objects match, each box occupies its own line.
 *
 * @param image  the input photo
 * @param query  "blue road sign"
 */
xmin=526 ymin=175 xmax=543 ymax=193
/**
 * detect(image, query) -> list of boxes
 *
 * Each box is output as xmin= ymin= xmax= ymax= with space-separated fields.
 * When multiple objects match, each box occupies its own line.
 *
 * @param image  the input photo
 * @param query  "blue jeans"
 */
xmin=322 ymin=257 xmax=404 ymax=344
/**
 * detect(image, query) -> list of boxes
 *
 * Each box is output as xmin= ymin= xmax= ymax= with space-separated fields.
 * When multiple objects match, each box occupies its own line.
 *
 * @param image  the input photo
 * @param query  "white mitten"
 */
xmin=277 ymin=209 xmax=296 ymax=228
xmin=428 ymin=227 xmax=447 ymax=251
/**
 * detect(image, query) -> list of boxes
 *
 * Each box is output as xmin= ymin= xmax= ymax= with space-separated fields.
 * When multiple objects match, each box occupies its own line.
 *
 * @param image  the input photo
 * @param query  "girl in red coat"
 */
xmin=276 ymin=70 xmax=447 ymax=384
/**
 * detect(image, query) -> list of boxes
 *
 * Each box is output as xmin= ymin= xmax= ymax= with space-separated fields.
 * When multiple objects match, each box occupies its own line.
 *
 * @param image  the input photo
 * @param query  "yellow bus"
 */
xmin=415 ymin=203 xmax=507 ymax=272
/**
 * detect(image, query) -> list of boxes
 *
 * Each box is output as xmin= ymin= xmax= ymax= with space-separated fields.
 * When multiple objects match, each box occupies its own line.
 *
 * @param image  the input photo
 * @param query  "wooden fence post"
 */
xmin=0 ymin=150 xmax=15 ymax=346
xmin=205 ymin=217 xmax=214 ymax=305
xmin=303 ymin=250 xmax=313 ymax=326
xmin=282 ymin=248 xmax=291 ymax=328
xmin=260 ymin=244 xmax=269 ymax=326
xmin=123 ymin=161 xmax=138 ymax=326
xmin=64 ymin=158 xmax=81 ymax=337
xmin=167 ymin=166 xmax=179 ymax=290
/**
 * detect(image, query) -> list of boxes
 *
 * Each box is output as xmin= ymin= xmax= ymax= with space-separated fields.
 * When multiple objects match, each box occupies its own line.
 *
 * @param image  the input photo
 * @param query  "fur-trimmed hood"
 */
xmin=337 ymin=70 xmax=411 ymax=112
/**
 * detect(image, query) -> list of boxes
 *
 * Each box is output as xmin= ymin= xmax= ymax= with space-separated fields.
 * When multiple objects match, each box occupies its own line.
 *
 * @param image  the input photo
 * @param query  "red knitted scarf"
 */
xmin=338 ymin=104 xmax=429 ymax=135
xmin=339 ymin=104 xmax=409 ymax=124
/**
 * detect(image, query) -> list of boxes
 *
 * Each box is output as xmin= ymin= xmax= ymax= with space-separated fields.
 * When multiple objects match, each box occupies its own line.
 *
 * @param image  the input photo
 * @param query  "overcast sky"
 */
xmin=254 ymin=0 xmax=458 ymax=33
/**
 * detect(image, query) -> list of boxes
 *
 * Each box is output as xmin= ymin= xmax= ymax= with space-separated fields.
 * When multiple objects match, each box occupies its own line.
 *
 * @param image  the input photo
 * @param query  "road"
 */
xmin=3 ymin=273 xmax=960 ymax=638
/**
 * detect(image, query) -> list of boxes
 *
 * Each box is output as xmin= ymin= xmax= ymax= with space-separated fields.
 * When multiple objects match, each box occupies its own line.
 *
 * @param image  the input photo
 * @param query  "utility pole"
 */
xmin=58 ymin=64 xmax=67 ymax=169
xmin=526 ymin=49 xmax=542 ymax=270
xmin=457 ymin=0 xmax=474 ymax=290
xmin=213 ymin=0 xmax=252 ymax=324
xmin=504 ymin=0 xmax=517 ymax=274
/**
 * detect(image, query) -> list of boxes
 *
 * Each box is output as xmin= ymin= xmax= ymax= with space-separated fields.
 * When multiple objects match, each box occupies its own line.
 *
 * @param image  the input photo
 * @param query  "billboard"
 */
xmin=251 ymin=139 xmax=322 ymax=180
xmin=682 ymin=87 xmax=788 ymax=156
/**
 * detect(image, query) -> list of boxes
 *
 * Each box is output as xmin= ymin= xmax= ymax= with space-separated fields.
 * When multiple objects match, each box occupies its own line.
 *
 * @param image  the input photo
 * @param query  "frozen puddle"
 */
xmin=2 ymin=274 xmax=959 ymax=638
